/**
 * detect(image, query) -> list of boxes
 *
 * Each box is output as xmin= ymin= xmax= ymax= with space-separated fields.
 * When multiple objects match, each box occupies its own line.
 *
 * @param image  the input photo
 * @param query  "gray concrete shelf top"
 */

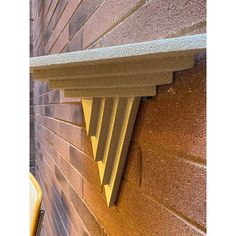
xmin=30 ymin=33 xmax=206 ymax=70
xmin=30 ymin=33 xmax=206 ymax=207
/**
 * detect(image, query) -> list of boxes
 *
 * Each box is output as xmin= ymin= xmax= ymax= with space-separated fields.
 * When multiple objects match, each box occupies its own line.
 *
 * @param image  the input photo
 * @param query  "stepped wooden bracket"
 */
xmin=30 ymin=33 xmax=206 ymax=207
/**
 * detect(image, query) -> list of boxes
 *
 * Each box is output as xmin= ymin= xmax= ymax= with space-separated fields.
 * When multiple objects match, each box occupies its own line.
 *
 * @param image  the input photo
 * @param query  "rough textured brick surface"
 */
xmin=117 ymin=181 xmax=205 ymax=236
xmin=82 ymin=0 xmax=145 ymax=49
xmin=70 ymin=146 xmax=101 ymax=189
xmin=133 ymin=55 xmax=206 ymax=161
xmin=60 ymin=155 xmax=83 ymax=196
xmin=141 ymin=150 xmax=206 ymax=228
xmin=45 ymin=0 xmax=82 ymax=54
xmin=83 ymin=178 xmax=142 ymax=236
xmin=37 ymin=155 xmax=84 ymax=235
xmin=49 ymin=89 xmax=60 ymax=104
xmin=69 ymin=0 xmax=103 ymax=40
xmin=67 ymin=30 xmax=83 ymax=52
xmin=69 ymin=186 xmax=102 ymax=236
xmin=52 ymin=0 xmax=68 ymax=29
xmin=50 ymin=24 xmax=69 ymax=54
xmin=103 ymin=0 xmax=206 ymax=47
xmin=45 ymin=103 xmax=84 ymax=126
xmin=123 ymin=142 xmax=142 ymax=186
xmin=60 ymin=121 xmax=93 ymax=156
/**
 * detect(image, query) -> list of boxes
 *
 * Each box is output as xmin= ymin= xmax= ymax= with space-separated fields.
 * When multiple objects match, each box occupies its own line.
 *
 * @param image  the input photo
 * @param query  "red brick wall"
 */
xmin=30 ymin=0 xmax=35 ymax=174
xmin=31 ymin=0 xmax=206 ymax=235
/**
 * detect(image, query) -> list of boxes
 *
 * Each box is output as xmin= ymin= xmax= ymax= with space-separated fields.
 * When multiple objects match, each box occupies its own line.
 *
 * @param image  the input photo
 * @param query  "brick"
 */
xmin=123 ymin=142 xmax=142 ymax=186
xmin=67 ymin=30 xmax=83 ymax=52
xmin=41 ymin=116 xmax=60 ymax=135
xmin=37 ymin=184 xmax=60 ymax=236
xmin=30 ymin=0 xmax=34 ymax=19
xmin=60 ymin=191 xmax=85 ymax=234
xmin=83 ymin=229 xmax=90 ymax=236
xmin=30 ymin=98 xmax=34 ymax=106
xmin=50 ymin=197 xmax=69 ymax=236
xmin=35 ymin=24 xmax=43 ymax=46
xmin=60 ymin=156 xmax=83 ymax=196
xmin=34 ymin=6 xmax=44 ymax=48
xmin=83 ymin=179 xmax=142 ymax=236
xmin=88 ymin=38 xmax=103 ymax=49
xmin=36 ymin=160 xmax=67 ymax=236
xmin=40 ymin=226 xmax=46 ymax=236
xmin=54 ymin=165 xmax=70 ymax=196
xmin=158 ymin=53 xmax=206 ymax=96
xmin=60 ymin=121 xmax=93 ymax=156
xmin=117 ymin=180 xmax=205 ymax=235
xmin=31 ymin=127 xmax=35 ymax=139
xmin=69 ymin=0 xmax=103 ymax=40
xmin=45 ymin=103 xmax=85 ymax=126
xmin=30 ymin=129 xmax=35 ymax=139
xmin=52 ymin=0 xmax=68 ymax=29
xmin=33 ymin=86 xmax=40 ymax=98
xmin=61 ymin=44 xmax=68 ymax=53
xmin=30 ymin=78 xmax=34 ymax=92
xmin=132 ymin=77 xmax=206 ymax=161
xmin=42 ymin=93 xmax=49 ymax=104
xmin=44 ymin=0 xmax=52 ymax=18
xmin=46 ymin=127 xmax=70 ymax=158
xmin=30 ymin=106 xmax=34 ymax=114
xmin=34 ymin=27 xmax=44 ymax=56
xmin=49 ymin=89 xmax=60 ymax=104
xmin=50 ymin=24 xmax=69 ymax=54
xmin=186 ymin=25 xmax=206 ymax=36
xmin=44 ymin=0 xmax=82 ymax=54
xmin=42 ymin=215 xmax=53 ymax=236
xmin=103 ymin=0 xmax=206 ymax=47
xmin=37 ymin=140 xmax=54 ymax=171
xmin=69 ymin=146 xmax=101 ymax=189
xmin=37 ymin=123 xmax=70 ymax=158
xmin=39 ymin=82 xmax=49 ymax=95
xmin=36 ymin=139 xmax=84 ymax=235
xmin=44 ymin=19 xmax=53 ymax=46
xmin=30 ymin=119 xmax=35 ymax=136
xmin=33 ymin=96 xmax=42 ymax=105
xmin=45 ymin=165 xmax=84 ymax=235
xmin=142 ymin=150 xmax=206 ymax=228
xmin=37 ymin=42 xmax=45 ymax=56
xmin=69 ymin=186 xmax=101 ymax=236
xmin=50 ymin=188 xmax=78 ymax=236
xmin=51 ymin=186 xmax=81 ymax=236
xmin=30 ymin=160 xmax=35 ymax=168
xmin=30 ymin=152 xmax=35 ymax=162
xmin=36 ymin=130 xmax=61 ymax=166
xmin=44 ymin=0 xmax=59 ymax=30
xmin=83 ymin=0 xmax=145 ymax=49
xmin=34 ymin=105 xmax=45 ymax=115
xmin=34 ymin=0 xmax=43 ymax=22
xmin=45 ymin=104 xmax=55 ymax=116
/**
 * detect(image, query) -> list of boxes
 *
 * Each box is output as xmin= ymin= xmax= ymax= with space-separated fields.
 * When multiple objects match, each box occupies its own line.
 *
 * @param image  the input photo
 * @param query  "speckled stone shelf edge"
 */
xmin=30 ymin=33 xmax=206 ymax=207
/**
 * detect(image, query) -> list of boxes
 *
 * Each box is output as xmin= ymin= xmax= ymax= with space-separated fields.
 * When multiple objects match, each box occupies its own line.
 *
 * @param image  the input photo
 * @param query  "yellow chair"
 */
xmin=29 ymin=173 xmax=44 ymax=236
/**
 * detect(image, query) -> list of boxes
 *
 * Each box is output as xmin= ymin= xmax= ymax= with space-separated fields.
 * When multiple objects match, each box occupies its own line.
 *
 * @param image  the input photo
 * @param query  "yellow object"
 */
xmin=29 ymin=173 xmax=42 ymax=236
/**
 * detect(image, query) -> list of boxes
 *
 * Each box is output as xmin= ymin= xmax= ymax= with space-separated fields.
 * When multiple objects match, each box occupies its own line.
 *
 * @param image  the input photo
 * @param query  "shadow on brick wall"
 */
xmin=51 ymin=185 xmax=71 ymax=235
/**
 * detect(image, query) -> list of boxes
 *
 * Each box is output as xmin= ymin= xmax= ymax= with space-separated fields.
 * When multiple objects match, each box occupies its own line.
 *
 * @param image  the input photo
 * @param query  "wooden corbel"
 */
xmin=30 ymin=33 xmax=206 ymax=207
